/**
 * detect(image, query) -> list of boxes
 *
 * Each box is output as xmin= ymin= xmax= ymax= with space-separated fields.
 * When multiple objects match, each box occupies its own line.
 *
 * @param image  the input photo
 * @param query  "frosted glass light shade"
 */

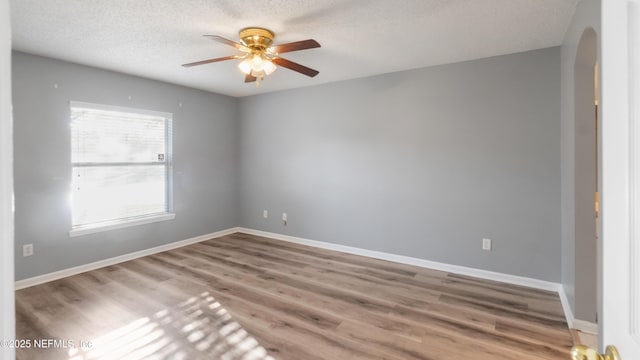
xmin=238 ymin=58 xmax=252 ymax=74
xmin=238 ymin=54 xmax=276 ymax=77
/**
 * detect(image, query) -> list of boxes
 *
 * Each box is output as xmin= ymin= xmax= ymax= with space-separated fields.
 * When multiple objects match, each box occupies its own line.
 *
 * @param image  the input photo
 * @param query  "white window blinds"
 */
xmin=70 ymin=102 xmax=173 ymax=229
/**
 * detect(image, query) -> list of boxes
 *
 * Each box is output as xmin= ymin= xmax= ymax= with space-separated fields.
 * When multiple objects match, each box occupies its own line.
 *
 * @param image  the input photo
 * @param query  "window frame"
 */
xmin=68 ymin=101 xmax=175 ymax=237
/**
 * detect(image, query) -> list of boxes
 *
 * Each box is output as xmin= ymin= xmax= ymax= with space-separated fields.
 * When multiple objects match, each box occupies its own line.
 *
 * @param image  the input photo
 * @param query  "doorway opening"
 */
xmin=573 ymin=27 xmax=599 ymax=341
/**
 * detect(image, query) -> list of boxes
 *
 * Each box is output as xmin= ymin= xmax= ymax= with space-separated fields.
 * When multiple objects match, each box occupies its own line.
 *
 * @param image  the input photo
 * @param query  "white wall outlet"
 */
xmin=23 ymin=244 xmax=34 ymax=257
xmin=282 ymin=212 xmax=287 ymax=226
xmin=263 ymin=210 xmax=268 ymax=219
xmin=482 ymin=238 xmax=492 ymax=251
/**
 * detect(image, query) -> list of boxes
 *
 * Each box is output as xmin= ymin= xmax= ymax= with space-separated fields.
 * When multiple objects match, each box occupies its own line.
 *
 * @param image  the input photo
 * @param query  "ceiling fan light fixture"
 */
xmin=238 ymin=58 xmax=252 ymax=75
xmin=262 ymin=59 xmax=277 ymax=75
xmin=251 ymin=53 xmax=264 ymax=67
xmin=238 ymin=53 xmax=276 ymax=77
xmin=251 ymin=69 xmax=266 ymax=78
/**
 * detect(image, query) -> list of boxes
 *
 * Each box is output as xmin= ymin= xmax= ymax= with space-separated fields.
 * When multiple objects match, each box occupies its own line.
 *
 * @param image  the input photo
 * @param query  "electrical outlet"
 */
xmin=263 ymin=210 xmax=268 ymax=219
xmin=282 ymin=213 xmax=287 ymax=226
xmin=482 ymin=238 xmax=492 ymax=251
xmin=23 ymin=244 xmax=34 ymax=257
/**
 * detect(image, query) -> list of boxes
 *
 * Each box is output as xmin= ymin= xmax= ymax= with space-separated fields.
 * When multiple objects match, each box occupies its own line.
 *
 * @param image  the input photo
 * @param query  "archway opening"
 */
xmin=574 ymin=27 xmax=598 ymax=327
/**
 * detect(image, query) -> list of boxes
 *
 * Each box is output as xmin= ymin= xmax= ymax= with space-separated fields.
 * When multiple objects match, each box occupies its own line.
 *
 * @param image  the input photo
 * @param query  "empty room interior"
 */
xmin=1 ymin=0 xmax=617 ymax=359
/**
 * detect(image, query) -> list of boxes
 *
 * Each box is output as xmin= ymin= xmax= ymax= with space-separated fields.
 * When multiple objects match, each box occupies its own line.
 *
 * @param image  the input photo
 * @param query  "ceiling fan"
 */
xmin=182 ymin=27 xmax=321 ymax=84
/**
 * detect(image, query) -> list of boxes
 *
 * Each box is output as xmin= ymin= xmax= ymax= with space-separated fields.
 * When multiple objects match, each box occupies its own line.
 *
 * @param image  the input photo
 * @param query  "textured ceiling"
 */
xmin=10 ymin=0 xmax=579 ymax=97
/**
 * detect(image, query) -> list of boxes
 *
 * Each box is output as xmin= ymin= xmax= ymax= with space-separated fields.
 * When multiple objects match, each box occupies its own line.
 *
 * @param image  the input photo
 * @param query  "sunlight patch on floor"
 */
xmin=67 ymin=291 xmax=275 ymax=360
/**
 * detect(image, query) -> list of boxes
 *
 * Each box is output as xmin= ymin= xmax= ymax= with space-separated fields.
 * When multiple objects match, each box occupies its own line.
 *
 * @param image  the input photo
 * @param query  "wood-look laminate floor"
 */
xmin=15 ymin=233 xmax=573 ymax=360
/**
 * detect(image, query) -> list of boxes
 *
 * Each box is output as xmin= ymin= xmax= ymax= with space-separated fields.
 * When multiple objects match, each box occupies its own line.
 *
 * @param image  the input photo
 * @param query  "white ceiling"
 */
xmin=10 ymin=0 xmax=579 ymax=97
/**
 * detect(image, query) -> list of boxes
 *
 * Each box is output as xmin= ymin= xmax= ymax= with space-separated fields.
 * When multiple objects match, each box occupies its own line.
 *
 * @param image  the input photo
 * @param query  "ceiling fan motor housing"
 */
xmin=239 ymin=27 xmax=274 ymax=51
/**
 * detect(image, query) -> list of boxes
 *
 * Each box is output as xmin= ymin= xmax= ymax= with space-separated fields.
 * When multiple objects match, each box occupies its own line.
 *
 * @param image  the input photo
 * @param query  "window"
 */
xmin=69 ymin=102 xmax=174 ymax=236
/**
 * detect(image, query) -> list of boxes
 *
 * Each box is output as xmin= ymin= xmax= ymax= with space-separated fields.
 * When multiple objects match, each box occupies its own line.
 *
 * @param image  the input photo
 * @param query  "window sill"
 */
xmin=69 ymin=213 xmax=176 ymax=237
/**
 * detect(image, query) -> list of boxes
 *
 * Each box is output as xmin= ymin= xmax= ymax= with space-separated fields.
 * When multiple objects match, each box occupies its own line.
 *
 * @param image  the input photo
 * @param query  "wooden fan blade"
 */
xmin=204 ymin=35 xmax=251 ymax=52
xmin=271 ymin=39 xmax=320 ymax=54
xmin=182 ymin=55 xmax=239 ymax=67
xmin=272 ymin=57 xmax=319 ymax=77
xmin=245 ymin=74 xmax=257 ymax=83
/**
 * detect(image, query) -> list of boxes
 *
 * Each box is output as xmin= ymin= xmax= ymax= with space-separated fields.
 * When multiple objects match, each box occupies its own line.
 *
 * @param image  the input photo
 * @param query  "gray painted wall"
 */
xmin=13 ymin=47 xmax=564 ymax=284
xmin=239 ymin=47 xmax=562 ymax=282
xmin=12 ymin=52 xmax=239 ymax=280
xmin=560 ymin=0 xmax=600 ymax=322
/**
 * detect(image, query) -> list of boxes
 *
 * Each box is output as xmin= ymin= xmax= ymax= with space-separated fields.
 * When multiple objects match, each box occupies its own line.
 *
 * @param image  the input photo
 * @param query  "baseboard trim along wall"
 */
xmin=237 ymin=228 xmax=560 ymax=291
xmin=236 ymin=227 xmax=579 ymax=328
xmin=573 ymin=319 xmax=598 ymax=334
xmin=14 ymin=227 xmax=240 ymax=290
xmin=557 ymin=286 xmax=575 ymax=328
xmin=557 ymin=285 xmax=599 ymax=333
xmin=15 ymin=226 xmax=585 ymax=332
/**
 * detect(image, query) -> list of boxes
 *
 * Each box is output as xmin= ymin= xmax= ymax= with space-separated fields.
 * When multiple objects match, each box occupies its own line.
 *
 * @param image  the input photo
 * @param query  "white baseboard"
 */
xmin=573 ymin=319 xmax=598 ymax=334
xmin=236 ymin=228 xmax=562 ymax=292
xmin=557 ymin=286 xmax=598 ymax=333
xmin=558 ymin=285 xmax=575 ymax=328
xmin=14 ymin=227 xmax=240 ymax=290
